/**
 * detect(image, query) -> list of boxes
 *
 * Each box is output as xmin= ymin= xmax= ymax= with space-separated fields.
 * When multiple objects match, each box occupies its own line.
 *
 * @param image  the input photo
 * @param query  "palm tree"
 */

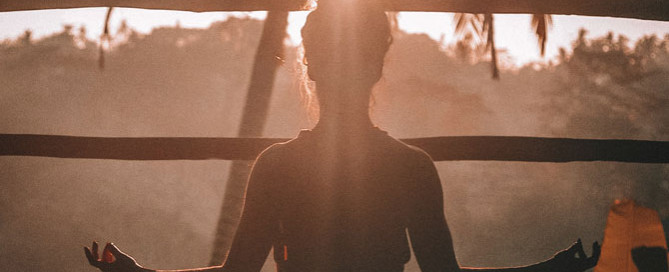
xmin=453 ymin=13 xmax=498 ymax=79
xmin=454 ymin=13 xmax=553 ymax=79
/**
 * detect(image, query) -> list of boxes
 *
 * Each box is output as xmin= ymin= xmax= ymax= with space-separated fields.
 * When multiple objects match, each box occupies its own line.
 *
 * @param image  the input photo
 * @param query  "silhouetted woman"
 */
xmin=86 ymin=1 xmax=599 ymax=271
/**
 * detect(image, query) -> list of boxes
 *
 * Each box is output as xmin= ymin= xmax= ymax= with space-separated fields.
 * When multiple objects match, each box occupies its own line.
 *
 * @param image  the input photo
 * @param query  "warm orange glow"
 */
xmin=595 ymin=200 xmax=668 ymax=272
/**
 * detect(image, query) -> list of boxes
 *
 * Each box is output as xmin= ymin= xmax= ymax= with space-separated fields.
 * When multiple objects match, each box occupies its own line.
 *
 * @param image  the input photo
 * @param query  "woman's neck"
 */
xmin=312 ymin=82 xmax=375 ymax=135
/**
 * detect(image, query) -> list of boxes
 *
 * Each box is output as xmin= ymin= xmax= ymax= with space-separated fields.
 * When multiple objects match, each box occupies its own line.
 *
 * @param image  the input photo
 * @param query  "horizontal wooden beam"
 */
xmin=1 ymin=134 xmax=667 ymax=163
xmin=0 ymin=0 xmax=667 ymax=21
xmin=0 ymin=0 xmax=310 ymax=12
xmin=386 ymin=0 xmax=669 ymax=21
xmin=0 ymin=0 xmax=309 ymax=12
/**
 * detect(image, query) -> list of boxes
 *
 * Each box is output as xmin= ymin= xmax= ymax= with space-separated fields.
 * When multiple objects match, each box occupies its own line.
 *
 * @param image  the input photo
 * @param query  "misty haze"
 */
xmin=1 ymin=17 xmax=668 ymax=271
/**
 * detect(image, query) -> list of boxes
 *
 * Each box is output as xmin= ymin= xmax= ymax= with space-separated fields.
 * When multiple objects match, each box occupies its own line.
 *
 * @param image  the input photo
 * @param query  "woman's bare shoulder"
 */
xmin=253 ymin=135 xmax=305 ymax=167
xmin=383 ymin=134 xmax=435 ymax=165
xmin=254 ymin=142 xmax=289 ymax=166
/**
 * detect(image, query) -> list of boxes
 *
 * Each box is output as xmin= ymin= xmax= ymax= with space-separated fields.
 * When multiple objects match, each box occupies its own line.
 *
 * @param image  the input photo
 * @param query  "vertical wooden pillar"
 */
xmin=209 ymin=11 xmax=289 ymax=265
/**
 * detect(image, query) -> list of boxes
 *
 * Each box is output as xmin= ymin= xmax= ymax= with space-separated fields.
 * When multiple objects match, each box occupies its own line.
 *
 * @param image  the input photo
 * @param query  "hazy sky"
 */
xmin=1 ymin=8 xmax=668 ymax=66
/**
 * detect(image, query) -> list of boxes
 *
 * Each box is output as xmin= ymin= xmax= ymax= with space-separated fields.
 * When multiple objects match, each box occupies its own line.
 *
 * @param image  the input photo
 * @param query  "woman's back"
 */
xmin=246 ymin=128 xmax=443 ymax=271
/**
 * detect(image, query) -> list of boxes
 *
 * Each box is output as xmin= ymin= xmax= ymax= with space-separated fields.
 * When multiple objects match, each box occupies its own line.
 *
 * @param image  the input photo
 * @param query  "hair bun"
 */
xmin=301 ymin=0 xmax=392 ymax=83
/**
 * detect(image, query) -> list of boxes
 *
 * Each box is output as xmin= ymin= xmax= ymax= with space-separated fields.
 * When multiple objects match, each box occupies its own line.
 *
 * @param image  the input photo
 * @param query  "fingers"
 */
xmin=103 ymin=243 xmax=117 ymax=263
xmin=93 ymin=241 xmax=100 ymax=260
xmin=576 ymin=238 xmax=587 ymax=259
xmin=85 ymin=242 xmax=104 ymax=269
xmin=585 ymin=241 xmax=602 ymax=268
xmin=588 ymin=242 xmax=601 ymax=265
xmin=84 ymin=246 xmax=96 ymax=265
xmin=106 ymin=242 xmax=122 ymax=256
xmin=592 ymin=241 xmax=601 ymax=257
xmin=563 ymin=239 xmax=581 ymax=256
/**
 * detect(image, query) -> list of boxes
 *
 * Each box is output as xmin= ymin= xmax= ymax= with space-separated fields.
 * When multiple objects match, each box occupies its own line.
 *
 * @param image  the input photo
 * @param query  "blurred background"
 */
xmin=0 ymin=11 xmax=668 ymax=272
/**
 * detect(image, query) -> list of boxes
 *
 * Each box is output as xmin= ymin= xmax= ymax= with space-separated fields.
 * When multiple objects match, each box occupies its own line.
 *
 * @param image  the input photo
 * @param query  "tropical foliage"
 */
xmin=453 ymin=13 xmax=552 ymax=79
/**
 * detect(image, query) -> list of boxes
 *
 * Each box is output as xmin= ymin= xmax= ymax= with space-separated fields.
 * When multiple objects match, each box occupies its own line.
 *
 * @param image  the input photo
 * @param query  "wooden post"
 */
xmin=209 ymin=11 xmax=289 ymax=265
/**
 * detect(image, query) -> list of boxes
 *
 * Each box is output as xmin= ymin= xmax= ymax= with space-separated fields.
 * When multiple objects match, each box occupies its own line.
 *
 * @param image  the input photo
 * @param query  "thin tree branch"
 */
xmin=98 ymin=7 xmax=113 ymax=69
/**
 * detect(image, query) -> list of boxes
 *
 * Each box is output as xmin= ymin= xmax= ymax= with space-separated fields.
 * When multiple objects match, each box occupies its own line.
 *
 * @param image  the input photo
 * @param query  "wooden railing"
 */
xmin=2 ymin=134 xmax=667 ymax=163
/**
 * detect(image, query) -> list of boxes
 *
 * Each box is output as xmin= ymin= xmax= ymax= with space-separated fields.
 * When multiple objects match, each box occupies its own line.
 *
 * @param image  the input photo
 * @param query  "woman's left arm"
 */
xmin=460 ymin=239 xmax=600 ymax=272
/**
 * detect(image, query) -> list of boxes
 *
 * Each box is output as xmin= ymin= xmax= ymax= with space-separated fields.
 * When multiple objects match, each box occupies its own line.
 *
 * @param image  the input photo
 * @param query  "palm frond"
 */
xmin=453 ymin=13 xmax=498 ymax=79
xmin=531 ymin=14 xmax=552 ymax=56
xmin=454 ymin=13 xmax=483 ymax=38
xmin=453 ymin=13 xmax=468 ymax=35
xmin=482 ymin=14 xmax=492 ymax=50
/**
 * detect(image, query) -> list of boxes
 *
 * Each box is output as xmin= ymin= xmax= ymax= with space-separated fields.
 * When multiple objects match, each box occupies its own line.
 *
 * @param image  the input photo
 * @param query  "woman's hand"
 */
xmin=550 ymin=239 xmax=601 ymax=272
xmin=84 ymin=241 xmax=146 ymax=272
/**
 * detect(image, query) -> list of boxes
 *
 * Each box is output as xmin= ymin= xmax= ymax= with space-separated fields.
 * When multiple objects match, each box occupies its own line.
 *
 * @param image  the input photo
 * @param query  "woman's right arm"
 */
xmin=85 ymin=147 xmax=281 ymax=272
xmin=85 ymin=242 xmax=223 ymax=272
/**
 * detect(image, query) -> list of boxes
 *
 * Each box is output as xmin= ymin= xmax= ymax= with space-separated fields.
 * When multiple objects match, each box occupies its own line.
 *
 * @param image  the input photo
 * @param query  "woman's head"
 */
xmin=301 ymin=1 xmax=392 ymax=87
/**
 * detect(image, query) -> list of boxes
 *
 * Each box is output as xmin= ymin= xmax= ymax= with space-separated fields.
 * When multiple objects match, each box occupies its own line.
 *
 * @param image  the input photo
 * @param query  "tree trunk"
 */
xmin=209 ymin=11 xmax=289 ymax=265
xmin=486 ymin=14 xmax=500 ymax=80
